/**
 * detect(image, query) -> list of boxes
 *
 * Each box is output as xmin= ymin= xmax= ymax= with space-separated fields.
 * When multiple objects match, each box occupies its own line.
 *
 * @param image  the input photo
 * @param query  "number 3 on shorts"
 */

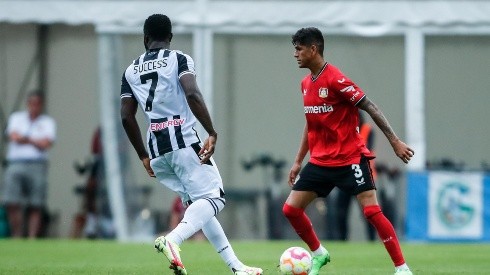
xmin=351 ymin=164 xmax=365 ymax=186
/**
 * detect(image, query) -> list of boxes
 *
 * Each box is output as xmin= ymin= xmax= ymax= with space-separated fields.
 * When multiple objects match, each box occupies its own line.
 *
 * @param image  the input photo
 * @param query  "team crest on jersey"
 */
xmin=318 ymin=87 xmax=328 ymax=98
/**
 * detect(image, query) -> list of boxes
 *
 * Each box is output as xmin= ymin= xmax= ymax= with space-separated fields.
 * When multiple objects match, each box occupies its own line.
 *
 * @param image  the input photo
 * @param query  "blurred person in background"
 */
xmin=282 ymin=27 xmax=414 ymax=275
xmin=1 ymin=91 xmax=56 ymax=238
xmin=120 ymin=14 xmax=262 ymax=275
xmin=71 ymin=126 xmax=114 ymax=239
xmin=83 ymin=126 xmax=103 ymax=238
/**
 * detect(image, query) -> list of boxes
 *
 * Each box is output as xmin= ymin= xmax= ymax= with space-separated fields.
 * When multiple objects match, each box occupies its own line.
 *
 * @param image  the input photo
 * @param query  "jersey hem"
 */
xmin=309 ymin=153 xmax=375 ymax=167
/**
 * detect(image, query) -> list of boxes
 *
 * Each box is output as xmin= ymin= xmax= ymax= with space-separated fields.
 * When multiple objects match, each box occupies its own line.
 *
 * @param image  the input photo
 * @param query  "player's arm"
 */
xmin=357 ymin=96 xmax=414 ymax=163
xmin=179 ymin=73 xmax=217 ymax=164
xmin=121 ymin=97 xmax=155 ymax=177
xmin=288 ymin=123 xmax=309 ymax=186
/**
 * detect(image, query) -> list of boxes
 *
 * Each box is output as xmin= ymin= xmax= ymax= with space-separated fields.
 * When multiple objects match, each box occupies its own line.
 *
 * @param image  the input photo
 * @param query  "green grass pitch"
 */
xmin=1 ymin=239 xmax=489 ymax=274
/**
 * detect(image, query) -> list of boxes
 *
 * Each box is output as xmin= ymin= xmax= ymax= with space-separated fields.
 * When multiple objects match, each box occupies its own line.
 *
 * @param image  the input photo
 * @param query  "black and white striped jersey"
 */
xmin=121 ymin=48 xmax=200 ymax=159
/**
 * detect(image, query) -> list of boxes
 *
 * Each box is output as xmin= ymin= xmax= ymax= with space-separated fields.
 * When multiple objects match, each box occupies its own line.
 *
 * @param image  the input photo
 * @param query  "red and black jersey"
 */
xmin=301 ymin=63 xmax=374 ymax=166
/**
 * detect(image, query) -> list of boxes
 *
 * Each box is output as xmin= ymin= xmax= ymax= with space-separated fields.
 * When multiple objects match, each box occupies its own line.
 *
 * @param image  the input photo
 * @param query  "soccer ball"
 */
xmin=278 ymin=246 xmax=312 ymax=275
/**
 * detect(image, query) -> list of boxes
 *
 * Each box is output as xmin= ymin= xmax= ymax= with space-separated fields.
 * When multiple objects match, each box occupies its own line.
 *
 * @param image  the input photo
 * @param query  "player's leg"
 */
xmin=283 ymin=190 xmax=321 ymax=251
xmin=202 ymin=217 xmax=263 ymax=275
xmin=283 ymin=163 xmax=332 ymax=251
xmin=186 ymin=143 xmax=262 ymax=274
xmin=283 ymin=191 xmax=330 ymax=275
xmin=352 ymin=158 xmax=412 ymax=274
xmin=166 ymin=197 xmax=225 ymax=245
xmin=151 ymin=156 xmax=189 ymax=274
xmin=155 ymin=197 xmax=226 ymax=275
xmin=163 ymin=145 xmax=228 ymax=245
xmin=153 ymin=145 xmax=243 ymax=274
xmin=283 ymin=163 xmax=333 ymax=275
xmin=358 ymin=191 xmax=412 ymax=274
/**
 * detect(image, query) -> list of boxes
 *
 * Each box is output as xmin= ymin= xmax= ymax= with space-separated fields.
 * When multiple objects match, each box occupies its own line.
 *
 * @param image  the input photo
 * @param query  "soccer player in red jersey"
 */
xmin=282 ymin=27 xmax=414 ymax=275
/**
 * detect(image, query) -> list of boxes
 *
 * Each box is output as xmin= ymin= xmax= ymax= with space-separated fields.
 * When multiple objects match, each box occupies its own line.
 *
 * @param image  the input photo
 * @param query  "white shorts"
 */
xmin=150 ymin=144 xmax=224 ymax=204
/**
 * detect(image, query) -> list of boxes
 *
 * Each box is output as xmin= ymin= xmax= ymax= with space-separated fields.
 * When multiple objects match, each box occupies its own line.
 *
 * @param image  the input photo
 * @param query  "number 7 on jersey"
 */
xmin=141 ymin=72 xmax=158 ymax=112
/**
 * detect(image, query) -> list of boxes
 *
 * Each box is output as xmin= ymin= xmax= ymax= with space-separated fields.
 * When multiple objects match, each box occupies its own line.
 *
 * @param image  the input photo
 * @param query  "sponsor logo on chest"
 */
xmin=304 ymin=104 xmax=333 ymax=114
xmin=150 ymin=118 xmax=186 ymax=132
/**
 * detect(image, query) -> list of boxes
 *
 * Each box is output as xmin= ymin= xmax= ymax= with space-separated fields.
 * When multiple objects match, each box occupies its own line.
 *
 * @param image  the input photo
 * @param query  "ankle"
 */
xmin=395 ymin=263 xmax=409 ymax=270
xmin=311 ymin=245 xmax=327 ymax=256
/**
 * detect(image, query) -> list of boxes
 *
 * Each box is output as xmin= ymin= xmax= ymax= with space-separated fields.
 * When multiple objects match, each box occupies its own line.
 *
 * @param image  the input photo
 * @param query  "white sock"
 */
xmin=395 ymin=263 xmax=409 ymax=270
xmin=311 ymin=245 xmax=327 ymax=256
xmin=202 ymin=217 xmax=243 ymax=272
xmin=166 ymin=198 xmax=224 ymax=245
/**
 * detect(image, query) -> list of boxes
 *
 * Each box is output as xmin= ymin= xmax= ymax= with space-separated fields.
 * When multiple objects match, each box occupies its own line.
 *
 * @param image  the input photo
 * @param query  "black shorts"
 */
xmin=293 ymin=157 xmax=376 ymax=197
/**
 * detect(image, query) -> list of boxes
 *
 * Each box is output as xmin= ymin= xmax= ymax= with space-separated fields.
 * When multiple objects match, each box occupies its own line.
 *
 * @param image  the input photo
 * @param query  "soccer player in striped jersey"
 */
xmin=283 ymin=27 xmax=414 ymax=275
xmin=120 ymin=14 xmax=262 ymax=275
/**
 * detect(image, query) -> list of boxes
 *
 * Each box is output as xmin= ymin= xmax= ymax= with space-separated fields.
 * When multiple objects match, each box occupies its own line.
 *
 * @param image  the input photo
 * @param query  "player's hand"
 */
xmin=142 ymin=157 xmax=155 ymax=177
xmin=199 ymin=134 xmax=217 ymax=164
xmin=392 ymin=139 xmax=414 ymax=164
xmin=288 ymin=163 xmax=301 ymax=187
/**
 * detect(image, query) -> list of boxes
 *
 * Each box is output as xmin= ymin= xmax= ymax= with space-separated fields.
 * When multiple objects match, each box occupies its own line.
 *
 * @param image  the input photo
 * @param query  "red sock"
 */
xmin=363 ymin=205 xmax=405 ymax=266
xmin=282 ymin=203 xmax=320 ymax=251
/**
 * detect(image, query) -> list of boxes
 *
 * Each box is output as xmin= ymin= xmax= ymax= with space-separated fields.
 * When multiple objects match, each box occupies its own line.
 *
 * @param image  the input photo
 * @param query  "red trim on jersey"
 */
xmin=301 ymin=63 xmax=374 ymax=166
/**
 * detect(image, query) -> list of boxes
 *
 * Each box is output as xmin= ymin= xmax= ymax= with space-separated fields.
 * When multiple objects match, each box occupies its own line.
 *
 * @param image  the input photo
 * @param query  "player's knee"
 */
xmin=201 ymin=197 xmax=225 ymax=215
xmin=363 ymin=204 xmax=382 ymax=221
xmin=213 ymin=198 xmax=226 ymax=213
xmin=282 ymin=203 xmax=303 ymax=218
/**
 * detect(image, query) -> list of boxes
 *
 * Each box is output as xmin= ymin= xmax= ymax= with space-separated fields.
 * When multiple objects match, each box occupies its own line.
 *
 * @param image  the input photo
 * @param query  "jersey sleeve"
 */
xmin=330 ymin=71 xmax=365 ymax=106
xmin=120 ymin=71 xmax=134 ymax=99
xmin=176 ymin=52 xmax=195 ymax=78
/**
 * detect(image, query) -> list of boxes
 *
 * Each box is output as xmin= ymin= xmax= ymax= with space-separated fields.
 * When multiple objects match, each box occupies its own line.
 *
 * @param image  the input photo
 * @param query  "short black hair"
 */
xmin=144 ymin=14 xmax=172 ymax=41
xmin=292 ymin=27 xmax=325 ymax=56
xmin=27 ymin=90 xmax=45 ymax=102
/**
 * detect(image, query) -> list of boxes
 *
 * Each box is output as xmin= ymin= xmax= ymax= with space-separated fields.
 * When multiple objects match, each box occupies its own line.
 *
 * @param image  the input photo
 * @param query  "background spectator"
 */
xmin=1 ymin=91 xmax=56 ymax=238
xmin=71 ymin=126 xmax=114 ymax=239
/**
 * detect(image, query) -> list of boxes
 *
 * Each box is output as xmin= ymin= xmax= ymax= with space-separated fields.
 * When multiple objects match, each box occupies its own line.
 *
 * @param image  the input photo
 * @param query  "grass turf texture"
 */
xmin=1 ymin=239 xmax=489 ymax=274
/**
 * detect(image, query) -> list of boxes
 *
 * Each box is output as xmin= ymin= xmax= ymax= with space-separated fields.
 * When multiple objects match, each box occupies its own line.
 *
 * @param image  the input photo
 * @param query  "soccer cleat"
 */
xmin=308 ymin=250 xmax=330 ymax=275
xmin=232 ymin=265 xmax=264 ymax=275
xmin=154 ymin=236 xmax=187 ymax=275
xmin=394 ymin=268 xmax=413 ymax=275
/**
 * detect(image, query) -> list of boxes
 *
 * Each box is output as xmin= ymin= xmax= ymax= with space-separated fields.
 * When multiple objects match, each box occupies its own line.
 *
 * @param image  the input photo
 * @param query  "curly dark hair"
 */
xmin=144 ymin=14 xmax=172 ymax=42
xmin=292 ymin=27 xmax=324 ymax=56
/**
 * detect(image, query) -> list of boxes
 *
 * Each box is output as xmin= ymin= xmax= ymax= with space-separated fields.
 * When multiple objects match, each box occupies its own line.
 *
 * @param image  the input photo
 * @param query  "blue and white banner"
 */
xmin=406 ymin=171 xmax=490 ymax=242
xmin=428 ymin=172 xmax=483 ymax=239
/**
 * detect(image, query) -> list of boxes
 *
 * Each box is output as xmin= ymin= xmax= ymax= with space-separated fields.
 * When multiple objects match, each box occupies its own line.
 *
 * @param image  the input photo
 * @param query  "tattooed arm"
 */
xmin=358 ymin=96 xmax=414 ymax=164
